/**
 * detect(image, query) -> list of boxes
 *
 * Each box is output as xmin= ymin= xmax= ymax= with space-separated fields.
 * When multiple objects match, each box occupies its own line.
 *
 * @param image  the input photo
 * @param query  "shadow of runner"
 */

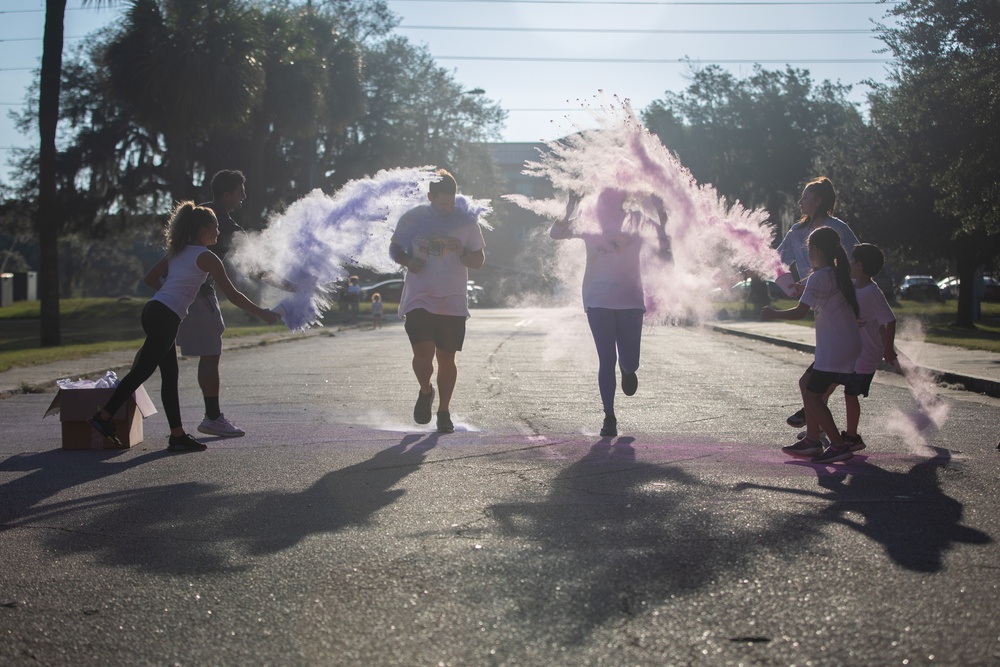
xmin=37 ymin=433 xmax=440 ymax=574
xmin=0 ymin=449 xmax=171 ymax=526
xmin=736 ymin=448 xmax=992 ymax=572
xmin=486 ymin=437 xmax=821 ymax=646
xmin=238 ymin=433 xmax=440 ymax=556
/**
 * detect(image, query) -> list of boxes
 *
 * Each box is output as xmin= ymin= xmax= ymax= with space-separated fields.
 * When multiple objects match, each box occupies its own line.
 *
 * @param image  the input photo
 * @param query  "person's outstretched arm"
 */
xmin=197 ymin=251 xmax=278 ymax=324
xmin=761 ymin=302 xmax=810 ymax=321
xmin=550 ymin=192 xmax=581 ymax=240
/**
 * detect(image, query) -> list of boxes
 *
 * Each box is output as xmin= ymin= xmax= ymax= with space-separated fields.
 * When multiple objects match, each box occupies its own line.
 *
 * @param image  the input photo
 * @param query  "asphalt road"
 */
xmin=2 ymin=308 xmax=998 ymax=666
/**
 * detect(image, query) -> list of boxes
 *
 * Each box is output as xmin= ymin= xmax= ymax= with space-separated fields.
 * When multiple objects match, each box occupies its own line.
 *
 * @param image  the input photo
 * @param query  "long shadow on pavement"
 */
xmin=0 ymin=448 xmax=171 ymax=526
xmin=736 ymin=447 xmax=992 ymax=572
xmin=30 ymin=433 xmax=440 ymax=574
xmin=486 ymin=436 xmax=822 ymax=646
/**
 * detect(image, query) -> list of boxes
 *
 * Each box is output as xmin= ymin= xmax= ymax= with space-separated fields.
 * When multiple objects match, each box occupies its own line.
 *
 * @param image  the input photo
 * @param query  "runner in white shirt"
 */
xmin=389 ymin=170 xmax=486 ymax=434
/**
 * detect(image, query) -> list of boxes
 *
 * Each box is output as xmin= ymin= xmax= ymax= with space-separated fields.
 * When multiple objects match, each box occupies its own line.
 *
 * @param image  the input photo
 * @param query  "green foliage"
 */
xmin=831 ymin=0 xmax=1000 ymax=327
xmin=4 ymin=0 xmax=507 ymax=333
xmin=642 ymin=64 xmax=863 ymax=227
xmin=0 ymin=296 xmax=394 ymax=372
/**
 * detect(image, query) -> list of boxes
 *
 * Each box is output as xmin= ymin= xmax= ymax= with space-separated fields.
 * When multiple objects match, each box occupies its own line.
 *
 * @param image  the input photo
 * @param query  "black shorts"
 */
xmin=403 ymin=308 xmax=466 ymax=352
xmin=840 ymin=372 xmax=875 ymax=397
xmin=805 ymin=366 xmax=842 ymax=395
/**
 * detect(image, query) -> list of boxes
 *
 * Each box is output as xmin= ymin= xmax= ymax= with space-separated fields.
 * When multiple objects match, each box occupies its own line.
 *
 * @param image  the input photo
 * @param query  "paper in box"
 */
xmin=44 ymin=385 xmax=157 ymax=449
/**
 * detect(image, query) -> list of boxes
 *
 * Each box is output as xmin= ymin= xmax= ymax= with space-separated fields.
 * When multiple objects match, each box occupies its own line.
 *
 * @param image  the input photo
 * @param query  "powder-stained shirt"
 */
xmin=854 ymin=282 xmax=896 ymax=374
xmin=799 ymin=266 xmax=861 ymax=374
xmin=778 ymin=216 xmax=858 ymax=281
xmin=392 ymin=203 xmax=485 ymax=318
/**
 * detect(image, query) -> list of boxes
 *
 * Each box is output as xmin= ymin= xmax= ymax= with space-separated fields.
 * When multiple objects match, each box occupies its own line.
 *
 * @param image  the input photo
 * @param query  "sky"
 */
xmin=0 ymin=0 xmax=897 ymax=185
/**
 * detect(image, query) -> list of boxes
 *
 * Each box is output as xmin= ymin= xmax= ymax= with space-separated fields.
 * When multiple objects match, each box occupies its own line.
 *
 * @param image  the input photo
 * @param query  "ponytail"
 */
xmin=833 ymin=244 xmax=859 ymax=318
xmin=164 ymin=201 xmax=217 ymax=256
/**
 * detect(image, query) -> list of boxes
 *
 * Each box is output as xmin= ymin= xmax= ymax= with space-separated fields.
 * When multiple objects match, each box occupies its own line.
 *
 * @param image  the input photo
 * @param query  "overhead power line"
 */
xmin=0 ymin=27 xmax=876 ymax=44
xmin=398 ymin=25 xmax=873 ymax=34
xmin=434 ymin=56 xmax=887 ymax=63
xmin=387 ymin=0 xmax=894 ymax=5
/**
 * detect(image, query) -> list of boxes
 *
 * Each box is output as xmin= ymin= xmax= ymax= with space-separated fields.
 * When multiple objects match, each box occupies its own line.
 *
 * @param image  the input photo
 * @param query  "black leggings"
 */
xmin=102 ymin=300 xmax=183 ymax=429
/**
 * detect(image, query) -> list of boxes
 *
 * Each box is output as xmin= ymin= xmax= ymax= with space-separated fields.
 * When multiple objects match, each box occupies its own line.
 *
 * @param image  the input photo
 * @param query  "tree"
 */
xmin=19 ymin=0 xmax=504 ymax=299
xmin=204 ymin=2 xmax=368 ymax=225
xmin=862 ymin=0 xmax=1000 ymax=327
xmin=340 ymin=37 xmax=506 ymax=185
xmin=102 ymin=0 xmax=265 ymax=203
xmin=642 ymin=65 xmax=863 ymax=231
xmin=37 ymin=0 xmax=124 ymax=346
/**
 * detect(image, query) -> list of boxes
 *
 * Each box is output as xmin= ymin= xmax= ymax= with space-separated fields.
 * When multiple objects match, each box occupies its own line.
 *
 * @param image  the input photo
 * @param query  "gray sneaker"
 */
xmin=781 ymin=436 xmax=823 ymax=458
xmin=841 ymin=432 xmax=867 ymax=452
xmin=796 ymin=428 xmax=829 ymax=444
xmin=413 ymin=388 xmax=435 ymax=425
xmin=197 ymin=413 xmax=246 ymax=437
xmin=811 ymin=443 xmax=854 ymax=464
xmin=786 ymin=408 xmax=807 ymax=428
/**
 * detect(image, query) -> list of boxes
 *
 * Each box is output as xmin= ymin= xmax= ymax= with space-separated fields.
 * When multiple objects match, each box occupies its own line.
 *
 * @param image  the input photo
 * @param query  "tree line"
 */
xmin=1 ymin=0 xmax=997 ymax=341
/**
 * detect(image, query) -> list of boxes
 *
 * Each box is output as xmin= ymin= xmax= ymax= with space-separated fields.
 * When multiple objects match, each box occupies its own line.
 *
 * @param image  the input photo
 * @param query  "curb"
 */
xmin=707 ymin=324 xmax=1000 ymax=399
xmin=0 ymin=326 xmax=338 ymax=399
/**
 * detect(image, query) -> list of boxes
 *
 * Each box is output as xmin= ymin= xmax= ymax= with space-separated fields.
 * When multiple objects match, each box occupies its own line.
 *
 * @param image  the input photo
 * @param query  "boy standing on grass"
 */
xmin=839 ymin=243 xmax=897 ymax=451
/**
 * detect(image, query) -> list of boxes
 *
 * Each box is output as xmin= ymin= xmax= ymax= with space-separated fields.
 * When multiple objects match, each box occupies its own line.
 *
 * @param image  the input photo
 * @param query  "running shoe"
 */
xmin=781 ymin=436 xmax=823 ymax=458
xmin=812 ymin=443 xmax=854 ymax=464
xmin=786 ymin=408 xmax=807 ymax=428
xmin=167 ymin=433 xmax=207 ymax=452
xmin=841 ymin=432 xmax=867 ymax=452
xmin=413 ymin=388 xmax=434 ymax=425
xmin=197 ymin=413 xmax=245 ymax=437
xmin=88 ymin=412 xmax=123 ymax=448
xmin=436 ymin=410 xmax=454 ymax=434
xmin=621 ymin=371 xmax=638 ymax=396
xmin=796 ymin=427 xmax=829 ymax=444
xmin=600 ymin=415 xmax=618 ymax=437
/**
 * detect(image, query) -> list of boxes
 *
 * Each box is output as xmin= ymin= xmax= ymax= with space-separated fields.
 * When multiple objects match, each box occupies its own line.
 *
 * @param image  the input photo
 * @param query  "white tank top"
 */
xmin=151 ymin=245 xmax=211 ymax=319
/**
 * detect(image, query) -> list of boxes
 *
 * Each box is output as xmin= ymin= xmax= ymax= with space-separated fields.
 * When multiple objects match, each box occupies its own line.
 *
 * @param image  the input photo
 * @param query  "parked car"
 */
xmin=467 ymin=280 xmax=484 ymax=307
xmin=730 ymin=278 xmax=786 ymax=302
xmin=360 ymin=278 xmax=404 ymax=303
xmin=937 ymin=276 xmax=960 ymax=300
xmin=938 ymin=275 xmax=1000 ymax=301
xmin=897 ymin=275 xmax=940 ymax=301
xmin=985 ymin=277 xmax=1000 ymax=302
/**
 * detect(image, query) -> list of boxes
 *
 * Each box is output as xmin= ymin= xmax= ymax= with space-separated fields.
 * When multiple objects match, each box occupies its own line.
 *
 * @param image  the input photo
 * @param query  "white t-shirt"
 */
xmin=854 ymin=281 xmax=896 ymax=374
xmin=151 ymin=245 xmax=211 ymax=319
xmin=799 ymin=266 xmax=861 ymax=374
xmin=580 ymin=233 xmax=645 ymax=311
xmin=778 ymin=216 xmax=858 ymax=281
xmin=392 ymin=204 xmax=486 ymax=318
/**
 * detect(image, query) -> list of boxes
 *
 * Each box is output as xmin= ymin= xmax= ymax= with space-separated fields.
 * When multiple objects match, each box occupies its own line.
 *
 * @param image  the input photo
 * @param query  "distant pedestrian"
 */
xmin=777 ymin=176 xmax=861 ymax=429
xmin=371 ymin=292 xmax=383 ymax=329
xmin=389 ymin=169 xmax=486 ymax=434
xmin=762 ymin=226 xmax=861 ymax=463
xmin=89 ymin=202 xmax=278 ymax=452
xmin=346 ymin=276 xmax=361 ymax=322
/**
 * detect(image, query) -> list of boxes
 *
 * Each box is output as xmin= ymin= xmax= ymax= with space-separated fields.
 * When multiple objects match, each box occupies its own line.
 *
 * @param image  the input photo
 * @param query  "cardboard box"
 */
xmin=44 ymin=385 xmax=157 ymax=449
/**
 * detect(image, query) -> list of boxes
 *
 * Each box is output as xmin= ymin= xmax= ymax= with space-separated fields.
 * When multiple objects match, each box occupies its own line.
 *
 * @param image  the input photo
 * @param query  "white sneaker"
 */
xmin=197 ymin=413 xmax=245 ymax=437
